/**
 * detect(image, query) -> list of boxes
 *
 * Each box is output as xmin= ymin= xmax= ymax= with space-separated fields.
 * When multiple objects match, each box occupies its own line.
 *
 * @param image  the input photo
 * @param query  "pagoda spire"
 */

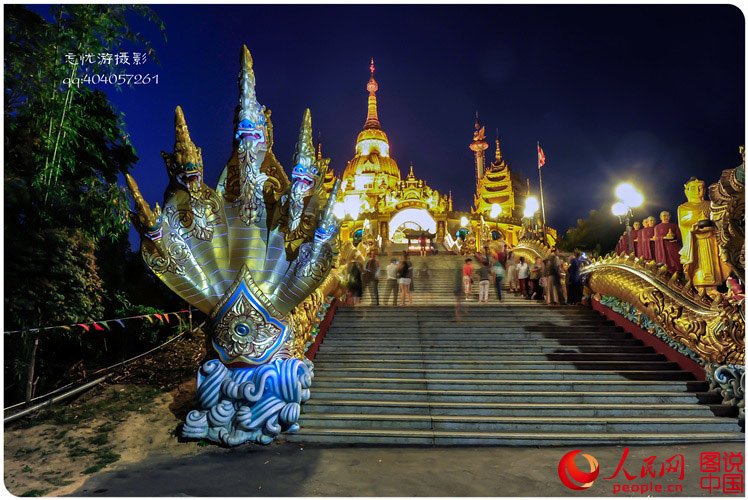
xmin=363 ymin=58 xmax=381 ymax=130
xmin=469 ymin=112 xmax=488 ymax=182
xmin=494 ymin=129 xmax=503 ymax=163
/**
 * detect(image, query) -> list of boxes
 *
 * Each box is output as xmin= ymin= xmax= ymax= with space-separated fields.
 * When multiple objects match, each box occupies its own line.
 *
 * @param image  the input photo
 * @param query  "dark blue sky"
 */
xmin=30 ymin=5 xmax=745 ymax=249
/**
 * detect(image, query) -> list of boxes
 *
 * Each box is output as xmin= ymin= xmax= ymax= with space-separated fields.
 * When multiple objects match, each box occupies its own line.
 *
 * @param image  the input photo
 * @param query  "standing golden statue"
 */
xmin=678 ymin=177 xmax=731 ymax=293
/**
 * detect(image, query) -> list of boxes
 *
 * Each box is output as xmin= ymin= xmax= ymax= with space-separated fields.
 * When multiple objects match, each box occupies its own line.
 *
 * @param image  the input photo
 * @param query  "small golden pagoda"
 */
xmin=471 ymin=118 xmax=530 ymax=246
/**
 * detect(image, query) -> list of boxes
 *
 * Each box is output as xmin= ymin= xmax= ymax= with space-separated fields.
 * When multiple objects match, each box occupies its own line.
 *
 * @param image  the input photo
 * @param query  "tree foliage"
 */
xmin=4 ymin=5 xmax=166 ymax=329
xmin=5 ymin=4 xmax=165 ymax=242
xmin=556 ymin=208 xmax=624 ymax=256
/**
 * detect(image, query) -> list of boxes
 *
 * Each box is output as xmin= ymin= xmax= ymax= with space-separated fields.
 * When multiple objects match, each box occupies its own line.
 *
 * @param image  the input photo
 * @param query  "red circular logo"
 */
xmin=558 ymin=450 xmax=600 ymax=490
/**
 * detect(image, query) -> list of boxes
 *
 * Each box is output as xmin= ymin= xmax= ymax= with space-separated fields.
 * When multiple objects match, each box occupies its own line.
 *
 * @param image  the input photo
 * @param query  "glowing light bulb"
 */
xmin=615 ymin=183 xmax=643 ymax=208
xmin=333 ymin=202 xmax=345 ymax=220
xmin=460 ymin=216 xmax=469 ymax=227
xmin=525 ymin=196 xmax=539 ymax=214
xmin=611 ymin=202 xmax=628 ymax=217
xmin=490 ymin=203 xmax=502 ymax=219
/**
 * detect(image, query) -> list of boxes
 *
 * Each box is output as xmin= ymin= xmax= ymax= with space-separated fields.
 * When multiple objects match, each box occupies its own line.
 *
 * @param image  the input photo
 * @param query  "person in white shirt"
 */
xmin=517 ymin=256 xmax=530 ymax=297
xmin=384 ymin=259 xmax=399 ymax=305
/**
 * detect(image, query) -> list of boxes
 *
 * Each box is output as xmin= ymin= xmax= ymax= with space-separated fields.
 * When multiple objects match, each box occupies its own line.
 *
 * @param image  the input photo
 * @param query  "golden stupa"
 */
xmin=335 ymin=60 xmax=553 ymax=252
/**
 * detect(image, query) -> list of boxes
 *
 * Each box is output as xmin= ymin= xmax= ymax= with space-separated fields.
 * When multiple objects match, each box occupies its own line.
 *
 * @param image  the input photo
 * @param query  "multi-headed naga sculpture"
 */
xmin=127 ymin=46 xmax=341 ymax=445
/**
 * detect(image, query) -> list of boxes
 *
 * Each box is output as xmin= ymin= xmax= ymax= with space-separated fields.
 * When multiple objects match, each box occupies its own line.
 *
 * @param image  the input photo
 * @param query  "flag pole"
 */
xmin=537 ymin=140 xmax=547 ymax=246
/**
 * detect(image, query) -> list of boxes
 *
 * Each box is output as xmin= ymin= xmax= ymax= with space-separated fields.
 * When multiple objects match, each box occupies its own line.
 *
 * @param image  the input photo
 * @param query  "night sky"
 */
xmin=29 ymin=4 xmax=745 ymax=250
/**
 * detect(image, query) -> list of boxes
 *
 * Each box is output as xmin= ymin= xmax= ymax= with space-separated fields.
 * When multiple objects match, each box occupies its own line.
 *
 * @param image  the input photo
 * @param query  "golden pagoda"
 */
xmin=341 ymin=59 xmax=401 ymax=214
xmin=336 ymin=61 xmax=553 ymax=253
xmin=338 ymin=60 xmax=448 ymax=246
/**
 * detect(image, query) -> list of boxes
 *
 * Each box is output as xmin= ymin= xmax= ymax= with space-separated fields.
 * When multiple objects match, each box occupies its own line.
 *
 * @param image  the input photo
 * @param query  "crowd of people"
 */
xmin=463 ymin=245 xmax=590 ymax=306
xmin=346 ymin=250 xmax=416 ymax=306
xmin=343 ymin=242 xmax=591 ymax=308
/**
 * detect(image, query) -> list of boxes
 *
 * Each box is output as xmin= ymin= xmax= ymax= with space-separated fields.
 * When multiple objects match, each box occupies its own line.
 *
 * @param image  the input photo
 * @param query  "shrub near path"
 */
xmin=4 ymin=327 xmax=210 ymax=497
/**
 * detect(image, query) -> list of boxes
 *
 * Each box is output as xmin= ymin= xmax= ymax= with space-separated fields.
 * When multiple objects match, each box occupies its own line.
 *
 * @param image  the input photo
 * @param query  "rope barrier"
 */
xmin=3 ymin=309 xmax=191 ymax=335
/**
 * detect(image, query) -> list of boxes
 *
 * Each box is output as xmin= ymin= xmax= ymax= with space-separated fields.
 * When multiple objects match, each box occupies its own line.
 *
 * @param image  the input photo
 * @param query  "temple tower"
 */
xmin=341 ymin=59 xmax=402 ymax=217
xmin=469 ymin=114 xmax=489 ymax=182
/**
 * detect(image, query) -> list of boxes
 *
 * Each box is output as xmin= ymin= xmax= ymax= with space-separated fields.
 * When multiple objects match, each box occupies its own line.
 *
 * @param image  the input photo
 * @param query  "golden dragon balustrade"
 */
xmin=581 ymin=153 xmax=745 ymax=423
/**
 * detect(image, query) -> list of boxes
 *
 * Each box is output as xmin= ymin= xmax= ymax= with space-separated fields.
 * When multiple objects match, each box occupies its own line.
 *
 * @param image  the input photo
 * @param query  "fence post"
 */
xmin=188 ymin=304 xmax=193 ymax=333
xmin=25 ymin=332 xmax=40 ymax=403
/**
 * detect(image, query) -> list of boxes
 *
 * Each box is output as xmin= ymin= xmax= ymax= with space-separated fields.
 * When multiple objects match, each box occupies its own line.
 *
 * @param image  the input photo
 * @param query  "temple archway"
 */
xmin=388 ymin=208 xmax=436 ymax=243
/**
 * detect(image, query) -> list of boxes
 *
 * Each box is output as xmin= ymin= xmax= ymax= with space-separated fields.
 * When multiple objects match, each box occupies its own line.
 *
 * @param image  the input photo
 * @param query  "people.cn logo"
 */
xmin=558 ymin=450 xmax=600 ymax=490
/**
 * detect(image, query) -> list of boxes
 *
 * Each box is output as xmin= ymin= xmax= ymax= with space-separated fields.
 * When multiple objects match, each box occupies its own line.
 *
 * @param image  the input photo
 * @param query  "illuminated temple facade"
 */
xmin=335 ymin=61 xmax=552 ymax=251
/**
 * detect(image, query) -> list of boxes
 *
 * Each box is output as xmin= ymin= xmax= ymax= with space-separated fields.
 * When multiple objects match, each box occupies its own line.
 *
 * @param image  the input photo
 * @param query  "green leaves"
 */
xmin=5 ymin=5 xmax=165 ymax=327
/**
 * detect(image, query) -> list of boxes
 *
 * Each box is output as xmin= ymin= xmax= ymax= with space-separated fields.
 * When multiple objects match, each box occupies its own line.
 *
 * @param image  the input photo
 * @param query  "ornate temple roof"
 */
xmin=473 ymin=129 xmax=524 ymax=219
xmin=342 ymin=60 xmax=401 ymax=186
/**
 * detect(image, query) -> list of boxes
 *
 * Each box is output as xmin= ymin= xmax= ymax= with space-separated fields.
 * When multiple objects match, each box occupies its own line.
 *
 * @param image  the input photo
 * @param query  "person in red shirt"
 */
xmin=462 ymin=258 xmax=474 ymax=301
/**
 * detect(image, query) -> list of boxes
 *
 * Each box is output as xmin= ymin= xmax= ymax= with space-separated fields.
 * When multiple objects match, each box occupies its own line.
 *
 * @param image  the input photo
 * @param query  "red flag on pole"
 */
xmin=537 ymin=143 xmax=546 ymax=169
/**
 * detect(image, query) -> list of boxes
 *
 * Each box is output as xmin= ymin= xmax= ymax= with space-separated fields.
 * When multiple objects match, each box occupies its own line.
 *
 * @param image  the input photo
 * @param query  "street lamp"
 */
xmin=522 ymin=196 xmax=540 ymax=240
xmin=490 ymin=203 xmax=502 ymax=219
xmin=612 ymin=183 xmax=643 ymax=254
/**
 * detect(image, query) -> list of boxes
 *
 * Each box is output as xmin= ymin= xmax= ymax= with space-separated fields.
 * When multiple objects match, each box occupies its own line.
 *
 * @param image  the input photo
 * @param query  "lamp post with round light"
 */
xmin=523 ymin=196 xmax=540 ymax=239
xmin=611 ymin=183 xmax=644 ymax=254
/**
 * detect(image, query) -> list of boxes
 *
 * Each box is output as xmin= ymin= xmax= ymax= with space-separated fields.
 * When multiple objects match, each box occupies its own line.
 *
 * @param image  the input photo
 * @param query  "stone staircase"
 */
xmin=287 ymin=255 xmax=743 ymax=445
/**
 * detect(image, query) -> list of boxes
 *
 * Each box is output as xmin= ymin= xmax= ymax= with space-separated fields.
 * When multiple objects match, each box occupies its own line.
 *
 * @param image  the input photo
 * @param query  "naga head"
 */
xmin=235 ymin=45 xmax=268 ymax=164
xmin=126 ymin=173 xmax=166 ymax=256
xmin=290 ymin=108 xmax=322 ymax=199
xmin=161 ymin=106 xmax=204 ymax=196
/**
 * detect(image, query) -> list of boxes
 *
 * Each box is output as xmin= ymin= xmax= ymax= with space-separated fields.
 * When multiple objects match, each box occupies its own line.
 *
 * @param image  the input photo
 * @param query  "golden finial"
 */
xmin=472 ymin=112 xmax=486 ymax=142
xmin=316 ymin=134 xmax=323 ymax=161
xmin=364 ymin=59 xmax=380 ymax=129
xmin=293 ymin=108 xmax=315 ymax=168
xmin=366 ymin=58 xmax=378 ymax=94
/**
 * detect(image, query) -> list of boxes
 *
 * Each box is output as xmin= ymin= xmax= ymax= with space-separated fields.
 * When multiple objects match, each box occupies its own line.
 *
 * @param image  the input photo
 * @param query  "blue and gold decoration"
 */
xmin=127 ymin=45 xmax=340 ymax=445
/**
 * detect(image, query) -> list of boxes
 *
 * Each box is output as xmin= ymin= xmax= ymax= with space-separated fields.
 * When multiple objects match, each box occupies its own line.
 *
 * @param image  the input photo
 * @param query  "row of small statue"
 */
xmin=615 ymin=177 xmax=731 ymax=294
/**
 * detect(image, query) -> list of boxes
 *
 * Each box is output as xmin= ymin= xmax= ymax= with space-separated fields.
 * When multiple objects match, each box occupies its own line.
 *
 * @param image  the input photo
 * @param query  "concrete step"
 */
xmin=336 ymin=306 xmax=596 ymax=314
xmin=314 ymin=352 xmax=666 ymax=362
xmin=309 ymin=387 xmax=723 ymax=404
xmin=330 ymin=318 xmax=615 ymax=325
xmin=311 ymin=377 xmax=707 ymax=392
xmin=285 ymin=428 xmax=745 ymax=446
xmin=324 ymin=331 xmax=631 ymax=339
xmin=314 ymin=360 xmax=681 ymax=370
xmin=296 ymin=414 xmax=741 ymax=433
xmin=316 ymin=346 xmax=654 ymax=354
xmin=302 ymin=400 xmax=735 ymax=417
xmin=320 ymin=338 xmax=644 ymax=347
xmin=312 ymin=368 xmax=696 ymax=381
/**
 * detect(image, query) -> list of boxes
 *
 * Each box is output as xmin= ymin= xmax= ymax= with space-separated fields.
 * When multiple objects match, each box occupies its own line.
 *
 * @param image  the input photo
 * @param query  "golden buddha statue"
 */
xmin=678 ymin=177 xmax=731 ymax=292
